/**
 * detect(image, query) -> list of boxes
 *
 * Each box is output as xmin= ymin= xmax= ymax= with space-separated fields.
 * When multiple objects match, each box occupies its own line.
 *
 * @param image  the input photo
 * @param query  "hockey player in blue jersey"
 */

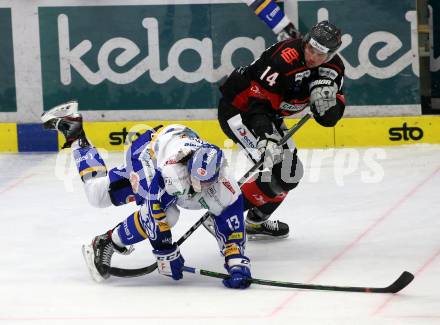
xmin=42 ymin=101 xmax=251 ymax=289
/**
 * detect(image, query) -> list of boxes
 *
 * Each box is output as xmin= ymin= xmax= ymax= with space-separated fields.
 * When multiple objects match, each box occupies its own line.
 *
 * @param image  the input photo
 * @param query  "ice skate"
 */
xmin=41 ymin=100 xmax=89 ymax=148
xmin=245 ymin=219 xmax=289 ymax=240
xmin=82 ymin=230 xmax=133 ymax=282
xmin=245 ymin=209 xmax=289 ymax=240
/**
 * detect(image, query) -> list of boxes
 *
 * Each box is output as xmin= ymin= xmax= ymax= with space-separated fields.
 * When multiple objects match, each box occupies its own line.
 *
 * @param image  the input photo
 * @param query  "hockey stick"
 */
xmin=182 ymin=266 xmax=415 ymax=293
xmin=109 ymin=114 xmax=311 ymax=278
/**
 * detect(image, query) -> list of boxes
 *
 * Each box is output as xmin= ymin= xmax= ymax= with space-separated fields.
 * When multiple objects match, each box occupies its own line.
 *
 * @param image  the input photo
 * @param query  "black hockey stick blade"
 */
xmin=183 ymin=266 xmax=414 ymax=294
xmin=109 ymin=263 xmax=158 ymax=278
xmin=368 ymin=271 xmax=414 ymax=293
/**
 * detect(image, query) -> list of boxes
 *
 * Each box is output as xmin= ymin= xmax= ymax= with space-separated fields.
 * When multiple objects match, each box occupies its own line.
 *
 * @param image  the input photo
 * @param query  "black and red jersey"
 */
xmin=220 ymin=38 xmax=346 ymax=138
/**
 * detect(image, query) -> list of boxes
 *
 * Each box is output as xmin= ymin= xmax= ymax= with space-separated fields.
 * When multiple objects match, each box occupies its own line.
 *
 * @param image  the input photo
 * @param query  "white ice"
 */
xmin=0 ymin=145 xmax=439 ymax=325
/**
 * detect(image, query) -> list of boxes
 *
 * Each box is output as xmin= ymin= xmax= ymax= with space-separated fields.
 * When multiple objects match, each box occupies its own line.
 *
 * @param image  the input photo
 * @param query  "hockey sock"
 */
xmin=241 ymin=178 xmax=287 ymax=207
xmin=116 ymin=211 xmax=148 ymax=246
xmin=72 ymin=145 xmax=107 ymax=182
xmin=245 ymin=0 xmax=290 ymax=34
xmin=111 ymin=228 xmax=126 ymax=248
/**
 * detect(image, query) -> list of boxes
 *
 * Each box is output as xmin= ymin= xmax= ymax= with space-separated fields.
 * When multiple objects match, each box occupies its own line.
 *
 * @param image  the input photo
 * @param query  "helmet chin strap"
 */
xmin=187 ymin=185 xmax=198 ymax=197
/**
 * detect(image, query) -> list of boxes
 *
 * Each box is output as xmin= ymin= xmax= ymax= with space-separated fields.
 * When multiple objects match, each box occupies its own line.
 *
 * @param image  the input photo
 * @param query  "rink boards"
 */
xmin=1 ymin=116 xmax=440 ymax=152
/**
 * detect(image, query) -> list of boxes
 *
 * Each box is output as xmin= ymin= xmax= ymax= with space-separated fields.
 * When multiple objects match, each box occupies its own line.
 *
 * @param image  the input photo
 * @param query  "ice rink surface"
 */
xmin=0 ymin=145 xmax=439 ymax=325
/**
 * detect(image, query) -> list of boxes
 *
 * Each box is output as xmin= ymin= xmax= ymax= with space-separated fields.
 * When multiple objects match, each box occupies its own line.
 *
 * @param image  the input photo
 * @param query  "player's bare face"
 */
xmin=304 ymin=43 xmax=328 ymax=68
xmin=190 ymin=176 xmax=215 ymax=192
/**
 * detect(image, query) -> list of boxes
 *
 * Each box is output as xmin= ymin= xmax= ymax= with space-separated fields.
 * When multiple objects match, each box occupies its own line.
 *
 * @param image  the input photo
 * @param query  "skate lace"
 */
xmin=263 ymin=220 xmax=279 ymax=231
xmin=101 ymin=242 xmax=114 ymax=266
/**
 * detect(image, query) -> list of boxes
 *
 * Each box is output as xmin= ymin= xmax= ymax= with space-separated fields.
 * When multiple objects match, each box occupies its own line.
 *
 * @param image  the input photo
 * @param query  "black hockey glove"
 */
xmin=309 ymin=79 xmax=338 ymax=117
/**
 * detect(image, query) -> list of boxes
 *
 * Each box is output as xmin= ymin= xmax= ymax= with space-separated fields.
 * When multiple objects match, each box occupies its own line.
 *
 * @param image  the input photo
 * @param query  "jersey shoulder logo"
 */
xmin=221 ymin=179 xmax=236 ymax=194
xmin=319 ymin=67 xmax=338 ymax=80
xmin=294 ymin=70 xmax=311 ymax=82
xmin=280 ymin=47 xmax=299 ymax=64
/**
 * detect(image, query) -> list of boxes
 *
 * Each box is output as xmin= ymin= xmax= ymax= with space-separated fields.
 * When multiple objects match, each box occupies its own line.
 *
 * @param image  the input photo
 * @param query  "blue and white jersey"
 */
xmin=73 ymin=122 xmax=246 ymax=253
xmin=149 ymin=125 xmax=242 ymax=217
xmin=122 ymin=124 xmax=245 ymax=251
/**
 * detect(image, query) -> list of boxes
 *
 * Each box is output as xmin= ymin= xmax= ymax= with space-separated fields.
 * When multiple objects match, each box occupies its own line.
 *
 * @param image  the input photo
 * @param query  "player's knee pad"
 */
xmin=270 ymin=153 xmax=304 ymax=191
xmin=138 ymin=205 xmax=174 ymax=250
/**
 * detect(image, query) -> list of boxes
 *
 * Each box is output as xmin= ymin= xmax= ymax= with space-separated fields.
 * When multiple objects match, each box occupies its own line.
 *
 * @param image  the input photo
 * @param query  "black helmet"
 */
xmin=303 ymin=21 xmax=342 ymax=59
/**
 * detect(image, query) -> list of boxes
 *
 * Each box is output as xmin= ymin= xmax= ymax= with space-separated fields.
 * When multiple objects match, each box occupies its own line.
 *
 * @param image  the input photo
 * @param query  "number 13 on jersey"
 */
xmin=226 ymin=215 xmax=241 ymax=231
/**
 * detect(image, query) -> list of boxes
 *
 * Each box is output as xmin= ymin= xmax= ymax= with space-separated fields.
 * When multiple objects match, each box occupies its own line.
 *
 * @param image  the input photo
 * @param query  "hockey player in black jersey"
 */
xmin=217 ymin=20 xmax=346 ymax=239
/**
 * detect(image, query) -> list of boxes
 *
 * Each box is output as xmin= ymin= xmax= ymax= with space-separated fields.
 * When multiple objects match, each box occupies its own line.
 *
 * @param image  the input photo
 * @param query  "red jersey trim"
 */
xmin=241 ymin=180 xmax=287 ymax=206
xmin=231 ymin=81 xmax=282 ymax=112
xmin=270 ymin=40 xmax=291 ymax=59
xmin=231 ymin=88 xmax=249 ymax=111
xmin=337 ymin=94 xmax=346 ymax=105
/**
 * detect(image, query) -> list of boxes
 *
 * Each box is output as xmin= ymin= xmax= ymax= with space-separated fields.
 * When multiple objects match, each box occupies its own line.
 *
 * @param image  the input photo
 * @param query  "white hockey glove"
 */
xmin=309 ymin=79 xmax=338 ymax=117
xmin=257 ymin=133 xmax=283 ymax=169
